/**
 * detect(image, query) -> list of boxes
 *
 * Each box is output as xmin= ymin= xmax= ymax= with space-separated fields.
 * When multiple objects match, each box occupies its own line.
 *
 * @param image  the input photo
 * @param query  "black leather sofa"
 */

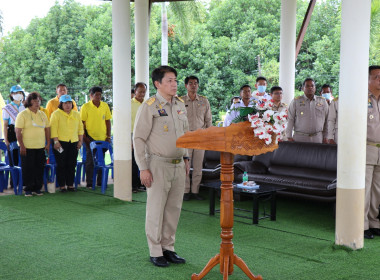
xmin=233 ymin=141 xmax=337 ymax=202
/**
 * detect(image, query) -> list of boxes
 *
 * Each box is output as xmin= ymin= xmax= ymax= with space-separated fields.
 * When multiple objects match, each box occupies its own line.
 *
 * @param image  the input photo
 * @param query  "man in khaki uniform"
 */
xmin=327 ymin=97 xmax=339 ymax=144
xmin=182 ymin=76 xmax=212 ymax=201
xmin=286 ymin=78 xmax=329 ymax=143
xmin=270 ymin=86 xmax=288 ymax=140
xmin=133 ymin=66 xmax=190 ymax=267
xmin=364 ymin=65 xmax=380 ymax=239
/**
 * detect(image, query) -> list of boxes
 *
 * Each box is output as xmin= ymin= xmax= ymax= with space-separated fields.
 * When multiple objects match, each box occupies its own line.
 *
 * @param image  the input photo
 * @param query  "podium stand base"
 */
xmin=191 ymin=253 xmax=262 ymax=280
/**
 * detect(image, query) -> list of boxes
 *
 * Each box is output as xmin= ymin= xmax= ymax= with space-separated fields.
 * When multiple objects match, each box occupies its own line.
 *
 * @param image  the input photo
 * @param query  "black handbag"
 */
xmin=7 ymin=124 xmax=17 ymax=142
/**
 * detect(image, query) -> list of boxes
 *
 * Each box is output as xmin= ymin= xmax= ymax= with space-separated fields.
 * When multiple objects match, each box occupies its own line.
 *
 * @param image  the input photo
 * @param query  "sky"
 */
xmin=0 ymin=0 xmax=105 ymax=36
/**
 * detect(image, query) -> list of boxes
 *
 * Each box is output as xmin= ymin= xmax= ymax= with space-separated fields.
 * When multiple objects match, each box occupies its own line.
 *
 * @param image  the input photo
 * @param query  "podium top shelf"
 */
xmin=176 ymin=121 xmax=278 ymax=156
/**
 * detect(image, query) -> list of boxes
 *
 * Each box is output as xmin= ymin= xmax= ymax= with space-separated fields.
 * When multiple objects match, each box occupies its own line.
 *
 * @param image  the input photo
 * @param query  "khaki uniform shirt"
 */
xmin=367 ymin=91 xmax=380 ymax=143
xmin=286 ymin=94 xmax=329 ymax=139
xmin=272 ymin=102 xmax=288 ymax=113
xmin=133 ymin=92 xmax=189 ymax=171
xmin=327 ymin=97 xmax=339 ymax=141
xmin=183 ymin=94 xmax=212 ymax=131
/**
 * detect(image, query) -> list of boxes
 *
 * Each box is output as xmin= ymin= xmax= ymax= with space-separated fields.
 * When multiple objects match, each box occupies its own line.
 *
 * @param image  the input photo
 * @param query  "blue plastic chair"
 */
xmin=89 ymin=141 xmax=113 ymax=194
xmin=74 ymin=144 xmax=86 ymax=189
xmin=44 ymin=143 xmax=57 ymax=191
xmin=1 ymin=142 xmax=22 ymax=195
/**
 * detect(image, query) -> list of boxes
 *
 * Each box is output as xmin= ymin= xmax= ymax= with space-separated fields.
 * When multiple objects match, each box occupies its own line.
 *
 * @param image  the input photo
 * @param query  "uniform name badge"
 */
xmin=158 ymin=109 xmax=168 ymax=116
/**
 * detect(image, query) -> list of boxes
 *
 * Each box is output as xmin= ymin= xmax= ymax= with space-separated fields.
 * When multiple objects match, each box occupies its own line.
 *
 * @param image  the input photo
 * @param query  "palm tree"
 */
xmin=161 ymin=1 xmax=204 ymax=65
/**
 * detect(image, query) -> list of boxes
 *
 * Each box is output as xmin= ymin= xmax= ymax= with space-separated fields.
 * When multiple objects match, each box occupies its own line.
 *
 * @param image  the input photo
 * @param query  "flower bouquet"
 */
xmin=231 ymin=96 xmax=287 ymax=145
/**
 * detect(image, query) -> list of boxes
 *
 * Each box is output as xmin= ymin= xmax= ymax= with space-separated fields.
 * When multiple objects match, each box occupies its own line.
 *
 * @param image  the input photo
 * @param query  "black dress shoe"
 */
xmin=370 ymin=228 xmax=380 ymax=236
xmin=192 ymin=194 xmax=204 ymax=200
xmin=183 ymin=193 xmax=191 ymax=201
xmin=150 ymin=256 xmax=169 ymax=267
xmin=163 ymin=250 xmax=186 ymax=264
xmin=364 ymin=229 xmax=374 ymax=239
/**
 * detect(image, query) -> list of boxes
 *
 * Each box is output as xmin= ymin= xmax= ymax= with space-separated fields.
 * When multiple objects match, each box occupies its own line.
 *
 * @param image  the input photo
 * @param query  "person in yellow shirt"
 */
xmin=80 ymin=86 xmax=112 ymax=188
xmin=45 ymin=84 xmax=78 ymax=119
xmin=131 ymin=82 xmax=147 ymax=193
xmin=15 ymin=92 xmax=50 ymax=197
xmin=50 ymin=95 xmax=84 ymax=192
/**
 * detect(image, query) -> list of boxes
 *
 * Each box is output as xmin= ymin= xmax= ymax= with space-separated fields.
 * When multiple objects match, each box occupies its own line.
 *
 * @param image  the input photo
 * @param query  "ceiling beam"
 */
xmin=295 ymin=0 xmax=317 ymax=60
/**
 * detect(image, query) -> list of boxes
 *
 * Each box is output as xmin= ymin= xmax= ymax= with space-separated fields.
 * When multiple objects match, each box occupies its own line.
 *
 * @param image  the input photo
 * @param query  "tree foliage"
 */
xmin=0 ymin=0 xmax=379 ymax=122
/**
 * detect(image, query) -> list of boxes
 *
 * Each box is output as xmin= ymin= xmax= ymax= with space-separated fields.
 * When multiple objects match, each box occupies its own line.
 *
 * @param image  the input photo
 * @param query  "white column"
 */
xmin=112 ymin=0 xmax=132 ymax=201
xmin=279 ymin=0 xmax=297 ymax=105
xmin=335 ymin=0 xmax=371 ymax=249
xmin=135 ymin=0 xmax=150 ymax=97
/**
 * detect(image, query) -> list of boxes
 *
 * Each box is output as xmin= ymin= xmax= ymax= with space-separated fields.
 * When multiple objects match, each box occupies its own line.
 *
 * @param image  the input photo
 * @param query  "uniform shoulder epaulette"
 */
xmin=145 ymin=97 xmax=156 ymax=106
xmin=282 ymin=102 xmax=288 ymax=107
xmin=199 ymin=95 xmax=207 ymax=99
xmin=334 ymin=96 xmax=339 ymax=101
xmin=176 ymin=96 xmax=184 ymax=103
xmin=295 ymin=95 xmax=302 ymax=100
xmin=317 ymin=95 xmax=325 ymax=99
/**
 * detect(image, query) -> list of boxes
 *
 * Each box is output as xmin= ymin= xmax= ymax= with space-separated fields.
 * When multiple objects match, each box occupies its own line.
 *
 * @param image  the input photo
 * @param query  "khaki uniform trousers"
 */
xmin=365 ymin=145 xmax=380 ymax=230
xmin=146 ymin=156 xmax=186 ymax=257
xmin=294 ymin=132 xmax=323 ymax=143
xmin=185 ymin=148 xmax=205 ymax=194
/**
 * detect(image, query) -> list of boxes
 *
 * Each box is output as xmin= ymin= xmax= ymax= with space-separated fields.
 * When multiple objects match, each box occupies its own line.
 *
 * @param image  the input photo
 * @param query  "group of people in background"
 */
xmin=2 ymin=84 xmax=112 ymax=197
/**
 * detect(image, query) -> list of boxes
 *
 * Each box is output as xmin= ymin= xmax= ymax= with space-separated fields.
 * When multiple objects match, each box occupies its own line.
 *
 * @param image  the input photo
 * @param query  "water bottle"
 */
xmin=243 ymin=171 xmax=248 ymax=186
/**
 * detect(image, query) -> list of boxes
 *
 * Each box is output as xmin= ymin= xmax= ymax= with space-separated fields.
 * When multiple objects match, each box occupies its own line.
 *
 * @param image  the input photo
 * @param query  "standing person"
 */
xmin=182 ymin=75 xmax=212 ymax=201
xmin=270 ymin=86 xmax=287 ymax=113
xmin=80 ymin=87 xmax=112 ymax=189
xmin=3 ymin=85 xmax=25 ymax=173
xmin=50 ymin=95 xmax=84 ymax=192
xmin=364 ymin=65 xmax=380 ymax=239
xmin=270 ymin=86 xmax=288 ymax=141
xmin=223 ymin=85 xmax=255 ymax=127
xmin=46 ymin=84 xmax=78 ymax=119
xmin=286 ymin=78 xmax=329 ymax=143
xmin=15 ymin=92 xmax=50 ymax=197
xmin=327 ymin=96 xmax=339 ymax=144
xmin=320 ymin=84 xmax=333 ymax=105
xmin=133 ymin=66 xmax=190 ymax=267
xmin=131 ymin=82 xmax=147 ymax=193
xmin=251 ymin=76 xmax=271 ymax=101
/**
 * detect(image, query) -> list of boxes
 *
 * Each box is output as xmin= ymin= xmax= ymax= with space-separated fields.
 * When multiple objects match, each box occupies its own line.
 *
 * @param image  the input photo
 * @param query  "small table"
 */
xmin=202 ymin=181 xmax=286 ymax=224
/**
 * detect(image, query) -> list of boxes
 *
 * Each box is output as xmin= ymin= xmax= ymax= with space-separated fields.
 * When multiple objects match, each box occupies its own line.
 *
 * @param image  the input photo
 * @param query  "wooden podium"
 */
xmin=177 ymin=122 xmax=278 ymax=280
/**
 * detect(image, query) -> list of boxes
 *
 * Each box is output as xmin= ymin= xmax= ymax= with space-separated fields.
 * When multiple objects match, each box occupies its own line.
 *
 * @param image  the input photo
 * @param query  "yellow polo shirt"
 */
xmin=80 ymin=101 xmax=112 ymax=141
xmin=46 ymin=96 xmax=78 ymax=120
xmin=131 ymin=97 xmax=143 ymax=132
xmin=15 ymin=108 xmax=50 ymax=149
xmin=50 ymin=109 xmax=84 ymax=142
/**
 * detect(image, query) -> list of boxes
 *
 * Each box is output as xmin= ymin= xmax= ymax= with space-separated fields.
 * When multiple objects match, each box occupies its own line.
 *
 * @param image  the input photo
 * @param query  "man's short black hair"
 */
xmin=270 ymin=86 xmax=283 ymax=94
xmin=152 ymin=66 xmax=177 ymax=89
xmin=255 ymin=76 xmax=267 ymax=83
xmin=302 ymin=78 xmax=315 ymax=87
xmin=134 ymin=82 xmax=147 ymax=91
xmin=56 ymin=83 xmax=67 ymax=90
xmin=320 ymin=84 xmax=331 ymax=92
xmin=369 ymin=65 xmax=380 ymax=76
xmin=240 ymin=84 xmax=251 ymax=91
xmin=89 ymin=86 xmax=103 ymax=95
xmin=184 ymin=76 xmax=199 ymax=85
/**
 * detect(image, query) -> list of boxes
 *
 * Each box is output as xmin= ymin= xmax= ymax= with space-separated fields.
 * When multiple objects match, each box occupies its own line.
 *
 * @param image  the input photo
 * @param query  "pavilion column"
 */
xmin=335 ymin=0 xmax=371 ymax=249
xmin=135 ymin=0 xmax=150 ymax=97
xmin=279 ymin=0 xmax=297 ymax=105
xmin=112 ymin=0 xmax=132 ymax=201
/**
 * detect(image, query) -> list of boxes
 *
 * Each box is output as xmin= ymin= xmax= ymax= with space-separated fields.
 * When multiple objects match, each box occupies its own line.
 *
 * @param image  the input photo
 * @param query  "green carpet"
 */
xmin=1 ymin=187 xmax=380 ymax=280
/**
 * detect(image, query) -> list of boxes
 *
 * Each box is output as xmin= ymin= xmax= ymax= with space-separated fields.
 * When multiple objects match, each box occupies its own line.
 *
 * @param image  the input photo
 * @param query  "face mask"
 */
xmin=13 ymin=93 xmax=23 ymax=101
xmin=258 ymin=85 xmax=266 ymax=93
xmin=322 ymin=93 xmax=330 ymax=99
